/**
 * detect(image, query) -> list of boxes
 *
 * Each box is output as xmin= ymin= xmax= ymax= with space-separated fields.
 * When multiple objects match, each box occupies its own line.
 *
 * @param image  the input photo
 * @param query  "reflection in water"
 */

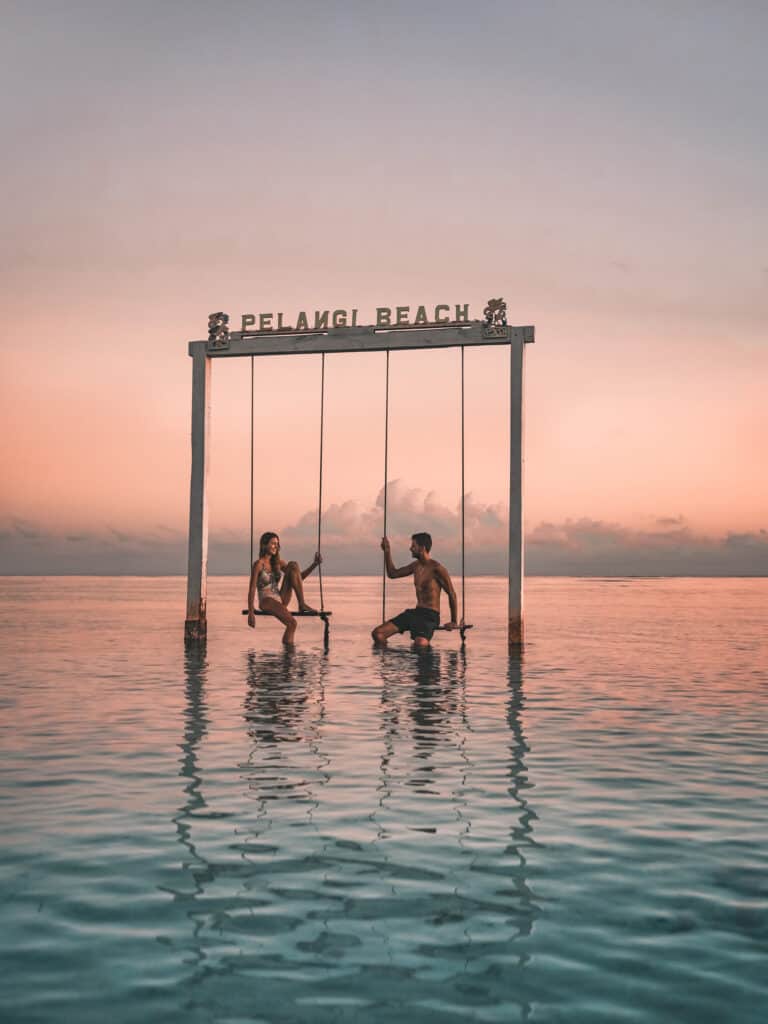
xmin=170 ymin=642 xmax=539 ymax=1018
xmin=7 ymin=577 xmax=765 ymax=1022
xmin=409 ymin=648 xmax=466 ymax=791
xmin=243 ymin=648 xmax=327 ymax=746
xmin=241 ymin=648 xmax=329 ymax=808
xmin=505 ymin=651 xmax=539 ymax=951
xmin=375 ymin=646 xmax=539 ymax=1013
xmin=168 ymin=645 xmax=211 ymax=981
xmin=377 ymin=647 xmax=468 ymax=797
xmin=174 ymin=645 xmax=209 ymax=877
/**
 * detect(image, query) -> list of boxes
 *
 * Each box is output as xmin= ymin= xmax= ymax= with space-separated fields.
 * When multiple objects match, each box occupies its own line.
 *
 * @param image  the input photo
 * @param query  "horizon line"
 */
xmin=2 ymin=573 xmax=767 ymax=580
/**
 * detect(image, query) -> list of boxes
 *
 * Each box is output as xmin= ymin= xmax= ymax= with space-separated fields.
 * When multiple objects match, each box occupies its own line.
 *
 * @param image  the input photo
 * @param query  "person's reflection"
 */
xmin=408 ymin=648 xmax=465 ymax=792
xmin=242 ymin=648 xmax=328 ymax=806
xmin=376 ymin=648 xmax=539 ymax=924
xmin=376 ymin=646 xmax=467 ymax=805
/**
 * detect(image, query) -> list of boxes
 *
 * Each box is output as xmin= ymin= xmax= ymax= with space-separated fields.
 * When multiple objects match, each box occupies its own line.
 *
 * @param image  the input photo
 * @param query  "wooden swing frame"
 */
xmin=184 ymin=313 xmax=534 ymax=647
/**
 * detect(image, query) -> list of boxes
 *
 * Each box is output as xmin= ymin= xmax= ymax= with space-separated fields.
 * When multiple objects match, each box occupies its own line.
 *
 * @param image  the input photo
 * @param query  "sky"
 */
xmin=1 ymin=0 xmax=766 ymax=575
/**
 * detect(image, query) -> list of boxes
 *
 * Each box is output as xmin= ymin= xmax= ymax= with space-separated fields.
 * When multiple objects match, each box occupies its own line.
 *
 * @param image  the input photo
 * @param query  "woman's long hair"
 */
xmin=258 ymin=532 xmax=281 ymax=580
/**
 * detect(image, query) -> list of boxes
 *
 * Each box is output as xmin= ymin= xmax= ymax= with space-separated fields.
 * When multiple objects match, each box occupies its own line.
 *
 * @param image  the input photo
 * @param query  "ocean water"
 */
xmin=1 ymin=576 xmax=766 ymax=1023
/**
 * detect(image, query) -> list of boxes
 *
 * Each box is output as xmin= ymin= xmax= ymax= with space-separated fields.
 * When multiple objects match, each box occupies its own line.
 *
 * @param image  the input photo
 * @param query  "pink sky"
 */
xmin=2 ymin=3 xmax=766 ymax=573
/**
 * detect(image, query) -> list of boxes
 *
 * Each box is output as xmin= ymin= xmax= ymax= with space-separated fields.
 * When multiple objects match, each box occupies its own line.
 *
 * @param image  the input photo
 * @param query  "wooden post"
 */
xmin=184 ymin=349 xmax=211 ymax=642
xmin=508 ymin=334 xmax=525 ymax=646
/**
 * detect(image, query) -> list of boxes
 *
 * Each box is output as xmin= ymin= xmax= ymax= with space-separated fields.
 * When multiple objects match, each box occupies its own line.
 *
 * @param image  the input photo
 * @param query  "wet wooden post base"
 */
xmin=508 ymin=334 xmax=525 ymax=648
xmin=184 ymin=349 xmax=211 ymax=643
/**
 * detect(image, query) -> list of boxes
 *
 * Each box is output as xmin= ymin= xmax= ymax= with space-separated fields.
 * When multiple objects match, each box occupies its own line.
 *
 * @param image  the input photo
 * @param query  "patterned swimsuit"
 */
xmin=257 ymin=567 xmax=281 ymax=604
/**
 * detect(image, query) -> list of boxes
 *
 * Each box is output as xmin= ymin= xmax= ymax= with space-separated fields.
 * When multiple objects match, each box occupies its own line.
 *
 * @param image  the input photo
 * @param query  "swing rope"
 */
xmin=250 ymin=355 xmax=254 ymax=567
xmin=460 ymin=345 xmax=466 ymax=635
xmin=317 ymin=352 xmax=325 ymax=613
xmin=382 ymin=349 xmax=390 ymax=623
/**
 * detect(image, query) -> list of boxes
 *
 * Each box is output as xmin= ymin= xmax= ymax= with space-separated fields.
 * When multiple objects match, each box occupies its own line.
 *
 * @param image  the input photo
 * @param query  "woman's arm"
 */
xmin=247 ymin=560 xmax=259 ymax=626
xmin=301 ymin=552 xmax=322 ymax=579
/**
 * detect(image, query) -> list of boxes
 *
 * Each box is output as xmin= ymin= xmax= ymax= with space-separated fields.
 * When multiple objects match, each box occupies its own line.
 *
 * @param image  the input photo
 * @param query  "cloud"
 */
xmin=0 ymin=521 xmax=187 ymax=575
xmin=11 ymin=518 xmax=42 ymax=540
xmin=276 ymin=481 xmax=509 ymax=574
xmin=526 ymin=518 xmax=768 ymax=576
xmin=1 ymin=497 xmax=767 ymax=576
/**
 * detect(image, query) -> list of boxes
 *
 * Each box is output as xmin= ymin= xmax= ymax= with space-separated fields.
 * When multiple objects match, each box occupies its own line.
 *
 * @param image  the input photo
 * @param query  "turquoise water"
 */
xmin=1 ymin=576 xmax=766 ymax=1023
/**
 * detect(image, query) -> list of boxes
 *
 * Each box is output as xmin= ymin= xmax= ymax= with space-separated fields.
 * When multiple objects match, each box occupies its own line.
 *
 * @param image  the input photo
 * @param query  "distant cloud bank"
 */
xmin=526 ymin=518 xmax=768 ymax=576
xmin=2 ymin=483 xmax=767 ymax=576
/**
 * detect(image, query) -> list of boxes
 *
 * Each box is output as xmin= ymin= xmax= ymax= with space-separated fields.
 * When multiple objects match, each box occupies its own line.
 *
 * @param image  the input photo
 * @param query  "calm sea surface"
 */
xmin=1 ymin=576 xmax=766 ymax=1023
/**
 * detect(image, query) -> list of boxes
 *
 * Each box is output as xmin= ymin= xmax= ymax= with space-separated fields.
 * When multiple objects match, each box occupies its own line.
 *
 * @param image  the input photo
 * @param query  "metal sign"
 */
xmin=208 ymin=300 xmax=512 ymax=348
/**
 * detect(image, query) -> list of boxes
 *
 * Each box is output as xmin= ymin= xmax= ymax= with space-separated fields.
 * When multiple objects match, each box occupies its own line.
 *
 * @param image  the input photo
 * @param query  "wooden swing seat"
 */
xmin=243 ymin=607 xmax=332 ymax=650
xmin=241 ymin=609 xmax=331 ymax=618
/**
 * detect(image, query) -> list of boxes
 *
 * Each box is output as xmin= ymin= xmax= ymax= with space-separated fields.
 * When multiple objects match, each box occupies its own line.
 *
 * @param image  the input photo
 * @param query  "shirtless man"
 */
xmin=371 ymin=532 xmax=460 ymax=648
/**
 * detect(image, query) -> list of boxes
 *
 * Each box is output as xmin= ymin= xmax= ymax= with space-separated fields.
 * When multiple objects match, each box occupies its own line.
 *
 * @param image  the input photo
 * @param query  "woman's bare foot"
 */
xmin=298 ymin=604 xmax=318 ymax=615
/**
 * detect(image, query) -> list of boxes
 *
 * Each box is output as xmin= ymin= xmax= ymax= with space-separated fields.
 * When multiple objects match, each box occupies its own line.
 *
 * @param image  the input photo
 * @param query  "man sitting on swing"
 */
xmin=372 ymin=532 xmax=460 ymax=648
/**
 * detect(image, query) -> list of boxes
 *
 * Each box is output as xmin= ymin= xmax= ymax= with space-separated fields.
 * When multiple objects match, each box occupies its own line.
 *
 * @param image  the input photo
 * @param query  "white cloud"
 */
xmin=277 ymin=481 xmax=508 ymax=574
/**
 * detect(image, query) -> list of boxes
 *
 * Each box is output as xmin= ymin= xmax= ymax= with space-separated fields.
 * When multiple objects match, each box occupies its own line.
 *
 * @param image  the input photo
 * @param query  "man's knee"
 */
xmin=413 ymin=636 xmax=430 ymax=648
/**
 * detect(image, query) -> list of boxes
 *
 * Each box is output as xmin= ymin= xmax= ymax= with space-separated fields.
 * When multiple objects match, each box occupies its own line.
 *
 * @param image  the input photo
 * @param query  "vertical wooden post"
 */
xmin=508 ymin=335 xmax=525 ymax=646
xmin=185 ymin=349 xmax=211 ymax=642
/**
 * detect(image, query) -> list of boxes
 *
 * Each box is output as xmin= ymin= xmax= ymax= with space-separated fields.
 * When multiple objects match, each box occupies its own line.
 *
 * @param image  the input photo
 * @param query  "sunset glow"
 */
xmin=2 ymin=3 xmax=766 ymax=575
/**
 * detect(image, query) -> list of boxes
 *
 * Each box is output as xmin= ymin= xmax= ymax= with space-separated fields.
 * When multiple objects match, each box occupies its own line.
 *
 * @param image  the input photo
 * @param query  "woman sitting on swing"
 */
xmin=247 ymin=532 xmax=322 ymax=644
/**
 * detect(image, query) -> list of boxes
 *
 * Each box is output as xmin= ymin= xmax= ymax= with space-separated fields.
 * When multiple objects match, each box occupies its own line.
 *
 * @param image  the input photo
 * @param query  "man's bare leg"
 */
xmin=372 ymin=622 xmax=400 ymax=646
xmin=280 ymin=561 xmax=317 ymax=614
xmin=413 ymin=636 xmax=431 ymax=649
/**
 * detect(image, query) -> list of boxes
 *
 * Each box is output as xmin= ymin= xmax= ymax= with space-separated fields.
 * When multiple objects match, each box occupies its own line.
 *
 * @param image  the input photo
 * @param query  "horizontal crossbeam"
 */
xmin=191 ymin=322 xmax=534 ymax=359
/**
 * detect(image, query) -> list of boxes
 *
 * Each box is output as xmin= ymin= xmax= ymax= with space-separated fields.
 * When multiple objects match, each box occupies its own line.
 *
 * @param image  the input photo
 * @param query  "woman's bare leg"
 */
xmin=260 ymin=597 xmax=297 ymax=644
xmin=280 ymin=561 xmax=316 ymax=614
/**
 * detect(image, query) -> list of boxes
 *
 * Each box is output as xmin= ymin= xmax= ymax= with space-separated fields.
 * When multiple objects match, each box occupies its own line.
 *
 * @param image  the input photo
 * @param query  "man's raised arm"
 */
xmin=381 ymin=537 xmax=416 ymax=579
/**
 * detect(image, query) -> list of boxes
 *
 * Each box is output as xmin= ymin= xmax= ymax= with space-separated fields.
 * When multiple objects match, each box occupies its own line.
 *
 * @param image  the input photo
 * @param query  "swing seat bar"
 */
xmin=438 ymin=623 xmax=474 ymax=645
xmin=241 ymin=609 xmax=331 ymax=618
xmin=243 ymin=609 xmax=331 ymax=651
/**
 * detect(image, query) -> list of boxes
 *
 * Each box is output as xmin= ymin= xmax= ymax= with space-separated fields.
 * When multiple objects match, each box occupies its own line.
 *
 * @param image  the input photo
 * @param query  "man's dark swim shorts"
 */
xmin=390 ymin=606 xmax=440 ymax=641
